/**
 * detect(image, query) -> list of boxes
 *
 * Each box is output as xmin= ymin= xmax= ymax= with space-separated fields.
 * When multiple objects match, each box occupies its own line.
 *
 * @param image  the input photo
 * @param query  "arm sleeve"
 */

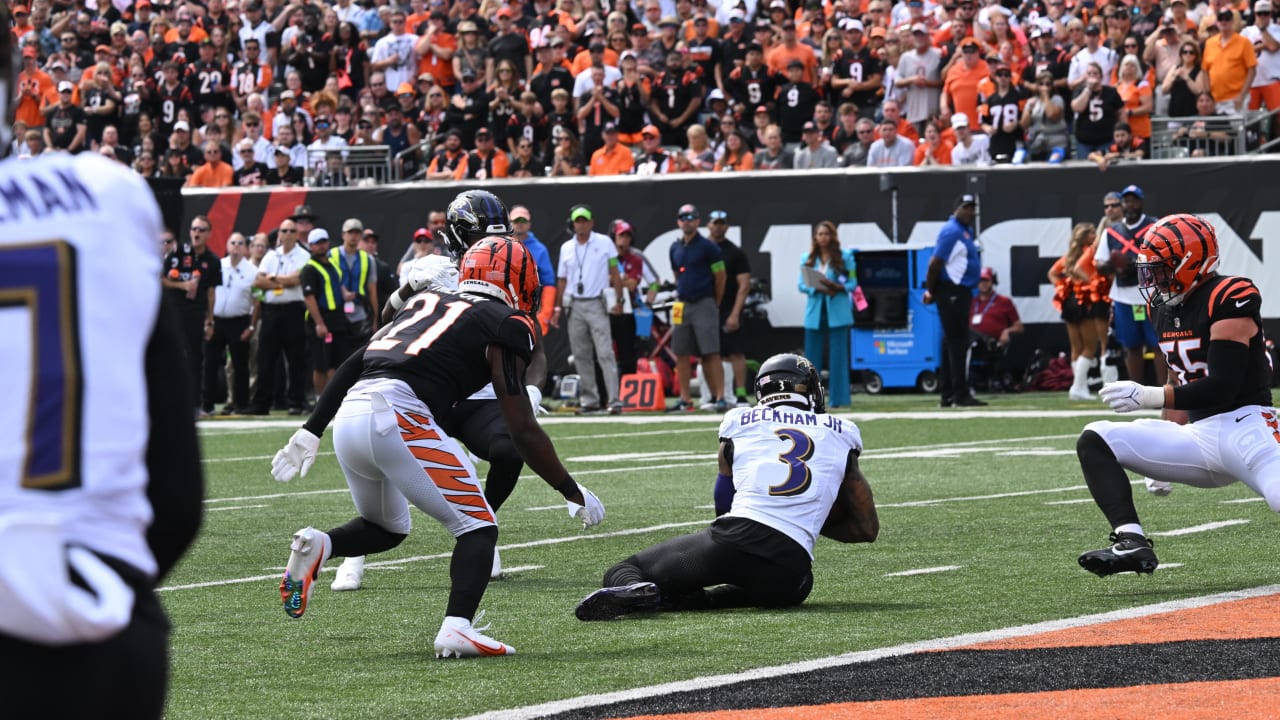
xmin=1171 ymin=339 xmax=1250 ymax=410
xmin=144 ymin=301 xmax=204 ymax=581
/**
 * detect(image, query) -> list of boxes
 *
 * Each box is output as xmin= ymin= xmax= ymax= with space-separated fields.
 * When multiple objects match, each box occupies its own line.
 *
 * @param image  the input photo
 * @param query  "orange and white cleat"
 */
xmin=434 ymin=613 xmax=514 ymax=658
xmin=280 ymin=527 xmax=332 ymax=618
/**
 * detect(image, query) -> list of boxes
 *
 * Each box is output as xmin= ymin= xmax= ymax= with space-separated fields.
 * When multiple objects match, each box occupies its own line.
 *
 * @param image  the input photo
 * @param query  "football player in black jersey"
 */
xmin=273 ymin=237 xmax=603 ymax=657
xmin=276 ymin=190 xmax=551 ymax=593
xmin=1077 ymin=214 xmax=1278 ymax=577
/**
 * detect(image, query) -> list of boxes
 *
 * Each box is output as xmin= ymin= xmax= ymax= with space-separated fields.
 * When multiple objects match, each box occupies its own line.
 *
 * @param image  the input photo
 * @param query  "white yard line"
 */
xmin=206 ymin=504 xmax=269 ymax=512
xmin=204 ymin=452 xmax=335 ymax=464
xmin=206 ymin=488 xmax=350 ymax=504
xmin=451 ymin=583 xmax=1280 ymax=720
xmin=878 ymin=485 xmax=1089 ymax=508
xmin=1151 ymin=519 xmax=1250 ymax=536
xmin=885 ymin=565 xmax=962 ymax=577
xmin=1045 ymin=499 xmax=1096 ymax=505
xmin=157 ymin=521 xmax=705 ymax=592
xmin=1220 ymin=497 xmax=1265 ymax=504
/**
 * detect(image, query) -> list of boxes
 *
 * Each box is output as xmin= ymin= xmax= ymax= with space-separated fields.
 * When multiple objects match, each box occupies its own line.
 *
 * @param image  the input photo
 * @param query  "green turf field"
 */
xmin=164 ymin=392 xmax=1279 ymax=719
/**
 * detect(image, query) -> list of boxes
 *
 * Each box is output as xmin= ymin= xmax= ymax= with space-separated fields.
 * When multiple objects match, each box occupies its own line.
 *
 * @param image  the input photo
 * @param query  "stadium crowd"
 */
xmin=8 ymin=0 xmax=1276 ymax=182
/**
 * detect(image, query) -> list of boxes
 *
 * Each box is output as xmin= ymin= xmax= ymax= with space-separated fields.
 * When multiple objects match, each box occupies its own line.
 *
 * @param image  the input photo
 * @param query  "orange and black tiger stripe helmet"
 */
xmin=1137 ymin=213 xmax=1219 ymax=307
xmin=458 ymin=237 xmax=541 ymax=314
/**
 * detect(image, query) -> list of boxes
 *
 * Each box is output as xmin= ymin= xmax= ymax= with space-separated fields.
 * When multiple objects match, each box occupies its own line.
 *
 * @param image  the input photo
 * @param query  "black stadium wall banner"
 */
xmin=183 ymin=158 xmax=1280 ymax=364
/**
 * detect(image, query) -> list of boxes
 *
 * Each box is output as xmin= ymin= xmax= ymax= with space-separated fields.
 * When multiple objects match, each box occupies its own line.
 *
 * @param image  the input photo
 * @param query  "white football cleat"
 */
xmin=490 ymin=547 xmax=502 ymax=580
xmin=1068 ymin=387 xmax=1095 ymax=401
xmin=434 ymin=614 xmax=514 ymax=658
xmin=1144 ymin=478 xmax=1174 ymax=496
xmin=280 ymin=527 xmax=332 ymax=618
xmin=331 ymin=555 xmax=365 ymax=591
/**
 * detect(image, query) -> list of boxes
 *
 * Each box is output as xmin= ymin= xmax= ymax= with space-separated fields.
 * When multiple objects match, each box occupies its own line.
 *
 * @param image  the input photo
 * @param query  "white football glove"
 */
xmin=566 ymin=484 xmax=605 ymax=529
xmin=1099 ymin=381 xmax=1165 ymax=413
xmin=526 ymin=385 xmax=548 ymax=415
xmin=271 ymin=429 xmax=320 ymax=483
xmin=1144 ymin=477 xmax=1174 ymax=497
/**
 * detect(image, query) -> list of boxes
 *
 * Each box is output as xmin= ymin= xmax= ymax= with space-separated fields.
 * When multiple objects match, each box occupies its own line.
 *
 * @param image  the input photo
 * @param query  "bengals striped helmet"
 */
xmin=1137 ymin=213 xmax=1219 ymax=308
xmin=458 ymin=238 xmax=541 ymax=314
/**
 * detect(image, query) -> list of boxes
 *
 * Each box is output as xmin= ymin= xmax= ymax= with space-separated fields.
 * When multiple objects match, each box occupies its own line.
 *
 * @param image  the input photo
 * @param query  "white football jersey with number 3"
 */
xmin=718 ymin=407 xmax=863 ymax=559
xmin=0 ymin=152 xmax=164 ymax=578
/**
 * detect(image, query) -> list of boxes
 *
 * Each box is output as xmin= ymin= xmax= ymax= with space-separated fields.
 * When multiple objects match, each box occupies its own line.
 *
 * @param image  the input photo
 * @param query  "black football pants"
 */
xmin=602 ymin=517 xmax=813 ymax=611
xmin=935 ymin=281 xmax=975 ymax=403
xmin=253 ymin=302 xmax=307 ymax=412
xmin=0 ymin=561 xmax=169 ymax=720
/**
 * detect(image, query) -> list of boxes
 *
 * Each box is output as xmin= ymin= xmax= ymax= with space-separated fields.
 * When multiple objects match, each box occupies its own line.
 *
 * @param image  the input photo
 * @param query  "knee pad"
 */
xmin=1077 ymin=427 xmax=1116 ymax=465
xmin=760 ymin=572 xmax=813 ymax=609
xmin=488 ymin=434 xmax=521 ymax=466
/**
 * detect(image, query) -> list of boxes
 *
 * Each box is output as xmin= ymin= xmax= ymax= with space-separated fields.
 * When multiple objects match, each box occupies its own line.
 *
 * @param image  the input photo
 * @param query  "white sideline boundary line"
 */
xmin=451 ymin=583 xmax=1280 ymax=720
xmin=197 ymin=409 xmax=1131 ymax=433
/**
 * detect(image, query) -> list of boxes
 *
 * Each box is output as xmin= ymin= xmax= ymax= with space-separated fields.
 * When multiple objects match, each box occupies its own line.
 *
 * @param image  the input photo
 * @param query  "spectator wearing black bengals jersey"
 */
xmin=650 ymin=49 xmax=704 ymax=147
xmin=1077 ymin=213 xmax=1278 ymax=578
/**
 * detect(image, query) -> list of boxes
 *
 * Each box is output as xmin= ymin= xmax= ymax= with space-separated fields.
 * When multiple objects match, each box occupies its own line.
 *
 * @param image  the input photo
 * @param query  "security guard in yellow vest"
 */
xmin=332 ymin=218 xmax=381 ymax=342
xmin=301 ymin=229 xmax=353 ymax=394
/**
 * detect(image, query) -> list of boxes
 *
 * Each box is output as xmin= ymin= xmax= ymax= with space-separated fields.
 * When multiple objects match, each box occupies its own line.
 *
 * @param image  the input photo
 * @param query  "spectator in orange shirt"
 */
xmin=767 ymin=19 xmax=818 ymax=84
xmin=11 ymin=4 xmax=34 ymax=40
xmin=187 ymin=142 xmax=234 ymax=187
xmin=1115 ymin=54 xmax=1154 ymax=143
xmin=873 ymin=98 xmax=921 ymax=143
xmin=589 ymin=122 xmax=635 ymax=175
xmin=415 ymin=10 xmax=458 ymax=92
xmin=15 ymin=46 xmax=52 ymax=129
xmin=913 ymin=122 xmax=954 ymax=165
xmin=714 ymin=130 xmax=754 ymax=171
xmin=942 ymin=37 xmax=990 ymax=125
xmin=572 ymin=39 xmax=620 ymax=76
xmin=1203 ymin=7 xmax=1258 ymax=113
xmin=453 ymin=126 xmax=510 ymax=179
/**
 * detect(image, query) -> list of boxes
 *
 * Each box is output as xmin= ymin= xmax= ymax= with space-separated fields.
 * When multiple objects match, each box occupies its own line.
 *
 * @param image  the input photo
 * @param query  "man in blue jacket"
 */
xmin=924 ymin=194 xmax=986 ymax=407
xmin=510 ymin=205 xmax=557 ymax=335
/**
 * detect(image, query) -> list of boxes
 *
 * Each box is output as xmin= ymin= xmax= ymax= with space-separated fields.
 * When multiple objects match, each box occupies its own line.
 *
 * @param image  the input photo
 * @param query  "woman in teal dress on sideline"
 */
xmin=798 ymin=220 xmax=857 ymax=408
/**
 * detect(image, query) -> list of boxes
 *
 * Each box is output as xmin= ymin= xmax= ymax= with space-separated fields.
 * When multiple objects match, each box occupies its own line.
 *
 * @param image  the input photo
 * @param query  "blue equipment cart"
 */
xmin=849 ymin=246 xmax=942 ymax=394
